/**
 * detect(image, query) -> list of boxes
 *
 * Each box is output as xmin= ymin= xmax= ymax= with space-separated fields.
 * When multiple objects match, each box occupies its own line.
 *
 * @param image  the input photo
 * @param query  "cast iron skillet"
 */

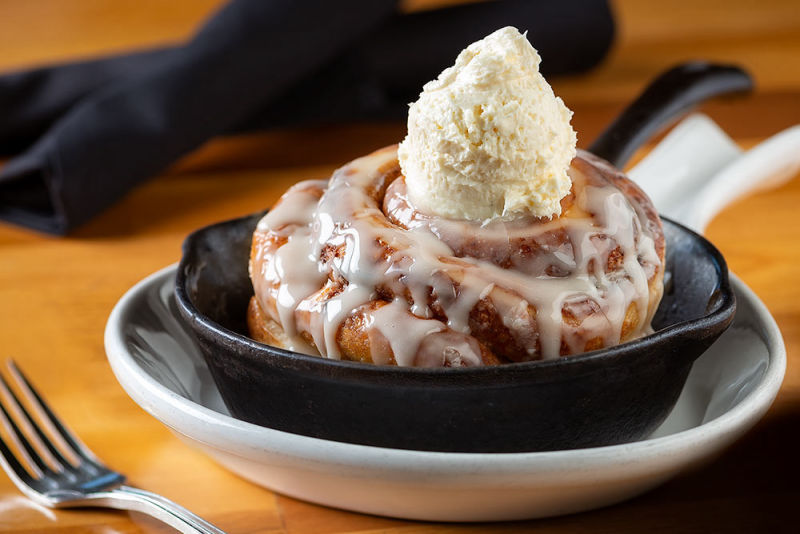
xmin=174 ymin=62 xmax=747 ymax=453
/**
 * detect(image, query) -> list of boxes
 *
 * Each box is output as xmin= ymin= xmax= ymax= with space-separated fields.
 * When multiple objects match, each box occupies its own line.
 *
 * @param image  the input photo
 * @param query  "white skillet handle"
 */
xmin=627 ymin=114 xmax=741 ymax=216
xmin=688 ymin=125 xmax=800 ymax=232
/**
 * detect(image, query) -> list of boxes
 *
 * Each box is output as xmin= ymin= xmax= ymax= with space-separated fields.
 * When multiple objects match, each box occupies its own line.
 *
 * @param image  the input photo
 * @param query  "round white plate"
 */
xmin=105 ymin=264 xmax=785 ymax=522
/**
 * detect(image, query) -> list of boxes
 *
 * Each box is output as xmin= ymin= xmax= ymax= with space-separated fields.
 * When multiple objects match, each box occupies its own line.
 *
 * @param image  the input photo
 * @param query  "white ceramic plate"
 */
xmin=105 ymin=264 xmax=785 ymax=522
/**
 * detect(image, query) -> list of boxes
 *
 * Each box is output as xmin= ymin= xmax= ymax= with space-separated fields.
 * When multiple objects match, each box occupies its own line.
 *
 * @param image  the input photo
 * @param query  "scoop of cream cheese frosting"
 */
xmin=397 ymin=26 xmax=577 ymax=221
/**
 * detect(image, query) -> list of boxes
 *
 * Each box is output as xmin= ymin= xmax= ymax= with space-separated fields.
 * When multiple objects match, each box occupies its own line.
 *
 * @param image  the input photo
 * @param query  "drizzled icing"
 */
xmin=249 ymin=146 xmax=664 ymax=366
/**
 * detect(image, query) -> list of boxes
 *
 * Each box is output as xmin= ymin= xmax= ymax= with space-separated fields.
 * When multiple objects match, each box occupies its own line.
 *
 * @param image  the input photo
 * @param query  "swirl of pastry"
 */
xmin=248 ymin=145 xmax=664 ymax=367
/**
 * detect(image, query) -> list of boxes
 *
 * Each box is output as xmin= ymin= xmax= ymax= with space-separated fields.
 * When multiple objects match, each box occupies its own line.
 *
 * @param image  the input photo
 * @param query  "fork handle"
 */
xmin=79 ymin=485 xmax=227 ymax=533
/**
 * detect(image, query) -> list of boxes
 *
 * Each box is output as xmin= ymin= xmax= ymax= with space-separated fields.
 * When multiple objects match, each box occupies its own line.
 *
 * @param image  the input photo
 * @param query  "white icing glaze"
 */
xmin=273 ymin=230 xmax=324 ymax=337
xmin=370 ymin=300 xmax=444 ymax=366
xmin=249 ymin=146 xmax=664 ymax=366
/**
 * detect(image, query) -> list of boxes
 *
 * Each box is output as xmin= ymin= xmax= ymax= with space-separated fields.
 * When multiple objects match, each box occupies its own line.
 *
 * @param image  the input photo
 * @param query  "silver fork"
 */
xmin=0 ymin=360 xmax=226 ymax=533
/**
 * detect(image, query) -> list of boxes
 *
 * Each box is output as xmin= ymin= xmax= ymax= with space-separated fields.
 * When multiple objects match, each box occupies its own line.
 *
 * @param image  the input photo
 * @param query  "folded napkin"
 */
xmin=0 ymin=0 xmax=614 ymax=235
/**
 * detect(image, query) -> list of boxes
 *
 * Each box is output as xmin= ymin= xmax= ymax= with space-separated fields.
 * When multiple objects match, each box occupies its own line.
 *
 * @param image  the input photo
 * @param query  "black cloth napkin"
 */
xmin=0 ymin=0 xmax=614 ymax=235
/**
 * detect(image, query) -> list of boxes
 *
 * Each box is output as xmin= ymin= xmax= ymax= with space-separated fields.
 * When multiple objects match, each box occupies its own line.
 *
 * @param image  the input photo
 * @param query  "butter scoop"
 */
xmin=398 ymin=26 xmax=577 ymax=221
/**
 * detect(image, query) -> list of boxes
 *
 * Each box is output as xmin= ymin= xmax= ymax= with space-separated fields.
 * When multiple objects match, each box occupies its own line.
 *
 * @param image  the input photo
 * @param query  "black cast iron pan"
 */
xmin=173 ymin=62 xmax=749 ymax=452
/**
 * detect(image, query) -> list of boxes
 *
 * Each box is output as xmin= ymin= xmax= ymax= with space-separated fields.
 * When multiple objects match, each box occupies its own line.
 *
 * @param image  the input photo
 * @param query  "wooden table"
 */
xmin=1 ymin=1 xmax=799 ymax=532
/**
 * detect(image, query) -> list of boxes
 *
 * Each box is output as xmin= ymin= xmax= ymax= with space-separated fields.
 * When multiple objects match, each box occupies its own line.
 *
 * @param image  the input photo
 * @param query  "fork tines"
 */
xmin=0 ymin=360 xmax=102 ymax=487
xmin=0 ymin=360 xmax=226 ymax=532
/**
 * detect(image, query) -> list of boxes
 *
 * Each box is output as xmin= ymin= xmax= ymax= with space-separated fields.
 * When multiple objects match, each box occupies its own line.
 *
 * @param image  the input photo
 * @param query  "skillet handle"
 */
xmin=587 ymin=62 xmax=753 ymax=168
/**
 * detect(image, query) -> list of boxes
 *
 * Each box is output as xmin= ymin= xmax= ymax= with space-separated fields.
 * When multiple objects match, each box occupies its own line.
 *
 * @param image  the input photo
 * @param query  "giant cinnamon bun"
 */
xmin=247 ymin=145 xmax=664 ymax=367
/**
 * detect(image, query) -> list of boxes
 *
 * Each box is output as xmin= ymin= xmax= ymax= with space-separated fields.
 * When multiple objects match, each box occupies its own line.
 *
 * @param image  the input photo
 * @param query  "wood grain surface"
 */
xmin=1 ymin=1 xmax=799 ymax=532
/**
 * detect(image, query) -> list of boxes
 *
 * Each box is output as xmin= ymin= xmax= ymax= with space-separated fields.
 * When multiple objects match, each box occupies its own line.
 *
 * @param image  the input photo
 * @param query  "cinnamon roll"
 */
xmin=247 ymin=145 xmax=664 ymax=367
